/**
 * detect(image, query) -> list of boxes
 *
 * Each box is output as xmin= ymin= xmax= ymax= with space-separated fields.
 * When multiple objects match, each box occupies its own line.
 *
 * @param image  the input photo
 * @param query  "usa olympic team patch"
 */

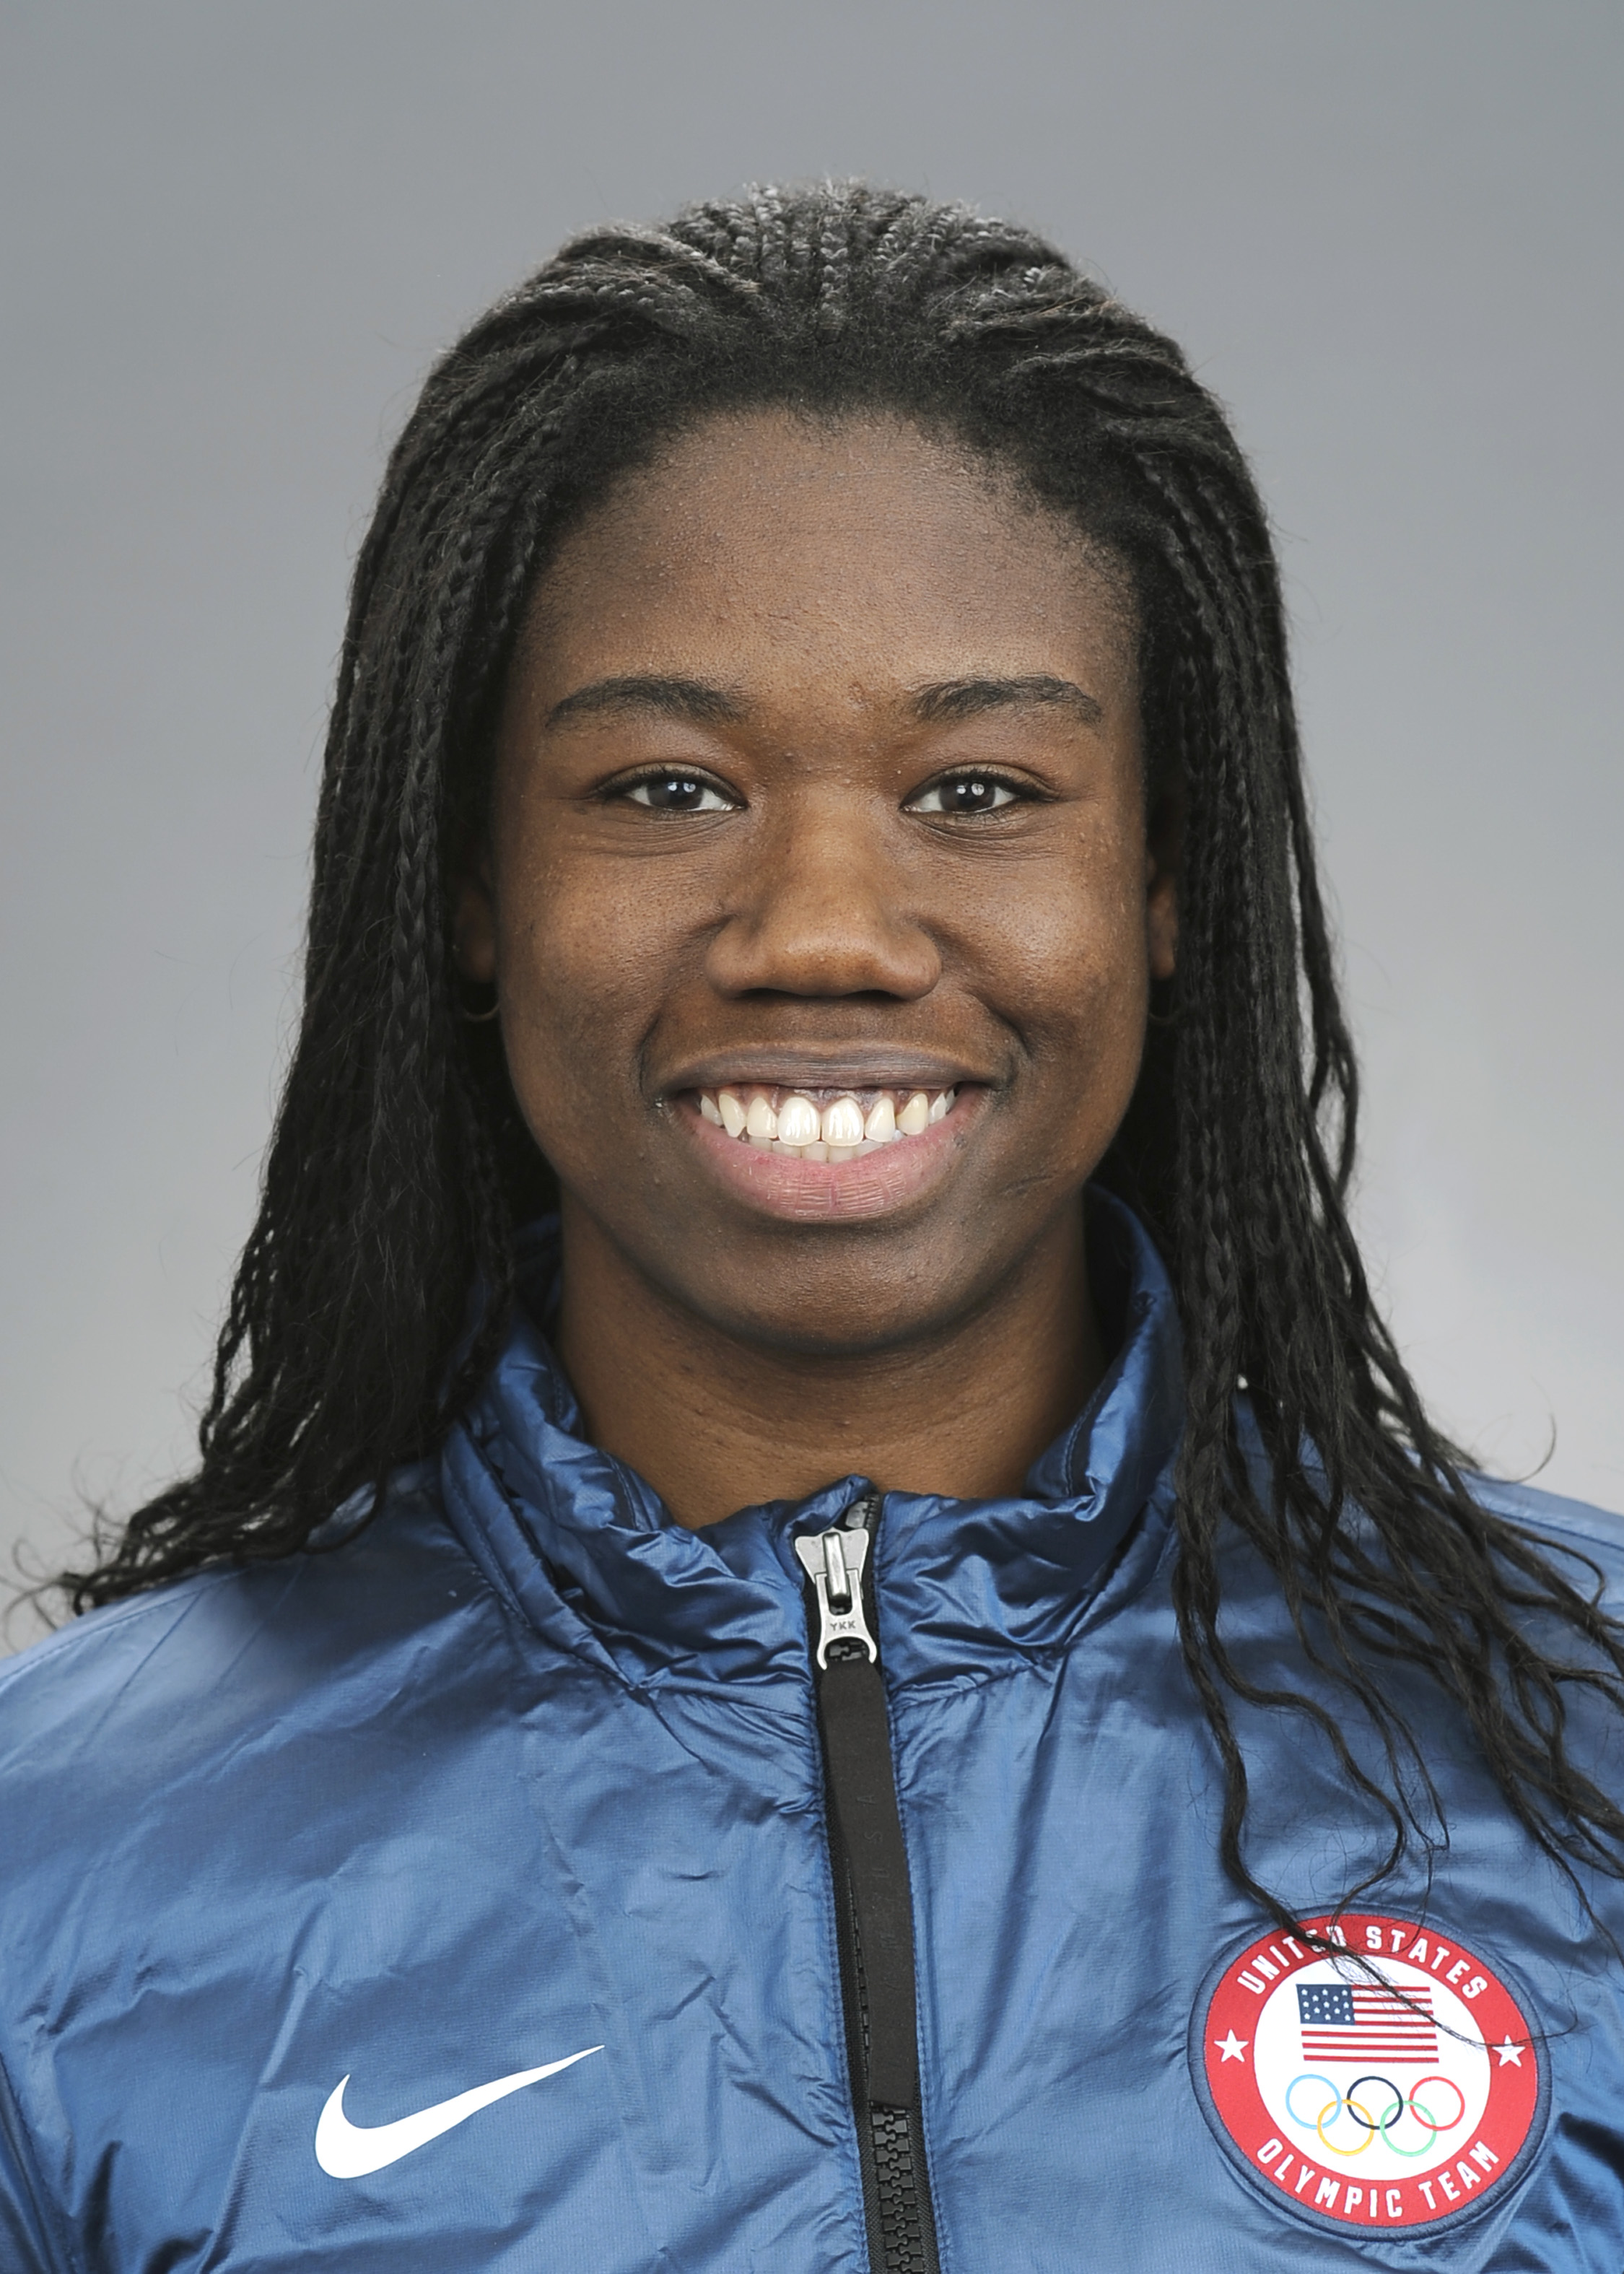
xmin=1192 ymin=1914 xmax=1546 ymax=2234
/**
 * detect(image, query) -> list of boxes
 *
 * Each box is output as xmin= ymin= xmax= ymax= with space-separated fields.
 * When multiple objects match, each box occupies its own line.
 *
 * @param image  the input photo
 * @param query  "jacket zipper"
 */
xmin=796 ymin=1497 xmax=941 ymax=2274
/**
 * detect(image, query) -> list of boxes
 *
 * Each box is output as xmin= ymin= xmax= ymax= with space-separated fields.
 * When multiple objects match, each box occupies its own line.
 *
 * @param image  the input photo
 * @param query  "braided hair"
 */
xmin=69 ymin=183 xmax=1624 ymax=1920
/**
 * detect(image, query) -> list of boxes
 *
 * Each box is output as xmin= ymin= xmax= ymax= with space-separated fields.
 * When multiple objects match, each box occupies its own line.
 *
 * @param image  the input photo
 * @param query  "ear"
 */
xmin=453 ymin=863 xmax=497 ymax=985
xmin=1145 ymin=788 xmax=1181 ymax=983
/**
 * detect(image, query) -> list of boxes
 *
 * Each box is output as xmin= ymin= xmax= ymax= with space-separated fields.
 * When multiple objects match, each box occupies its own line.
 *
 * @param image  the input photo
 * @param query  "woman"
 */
xmin=2 ymin=183 xmax=1621 ymax=2272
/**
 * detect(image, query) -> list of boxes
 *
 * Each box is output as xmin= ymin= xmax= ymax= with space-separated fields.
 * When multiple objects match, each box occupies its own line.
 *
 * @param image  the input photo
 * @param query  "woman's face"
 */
xmin=461 ymin=410 xmax=1176 ymax=1359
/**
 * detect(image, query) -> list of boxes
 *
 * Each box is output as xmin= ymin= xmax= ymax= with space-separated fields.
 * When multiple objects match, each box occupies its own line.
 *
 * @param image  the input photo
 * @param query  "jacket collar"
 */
xmin=440 ymin=1188 xmax=1183 ymax=1691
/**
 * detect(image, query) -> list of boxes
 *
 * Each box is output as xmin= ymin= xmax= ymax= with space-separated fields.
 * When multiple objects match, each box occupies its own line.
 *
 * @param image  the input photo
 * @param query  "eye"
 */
xmin=905 ymin=772 xmax=1023 ymax=817
xmin=619 ymin=772 xmax=737 ymax=814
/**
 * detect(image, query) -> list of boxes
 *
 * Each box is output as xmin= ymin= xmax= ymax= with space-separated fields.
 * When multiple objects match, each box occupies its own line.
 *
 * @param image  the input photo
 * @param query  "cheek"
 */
xmin=493 ymin=843 xmax=714 ymax=1188
xmin=981 ymin=842 xmax=1151 ymax=1079
xmin=494 ymin=864 xmax=643 ymax=1149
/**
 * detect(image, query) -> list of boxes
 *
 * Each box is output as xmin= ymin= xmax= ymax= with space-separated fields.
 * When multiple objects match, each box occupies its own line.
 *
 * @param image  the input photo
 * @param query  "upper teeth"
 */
xmin=697 ymin=1085 xmax=959 ymax=1158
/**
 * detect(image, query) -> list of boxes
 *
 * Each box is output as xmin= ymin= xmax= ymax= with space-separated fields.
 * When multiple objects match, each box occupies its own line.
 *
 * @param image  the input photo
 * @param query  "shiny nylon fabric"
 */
xmin=1 ymin=1198 xmax=1623 ymax=2269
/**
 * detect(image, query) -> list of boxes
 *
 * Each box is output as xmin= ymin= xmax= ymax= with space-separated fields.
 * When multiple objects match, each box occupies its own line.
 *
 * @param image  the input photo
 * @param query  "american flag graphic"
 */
xmin=1297 ymin=1979 xmax=1439 ymax=2063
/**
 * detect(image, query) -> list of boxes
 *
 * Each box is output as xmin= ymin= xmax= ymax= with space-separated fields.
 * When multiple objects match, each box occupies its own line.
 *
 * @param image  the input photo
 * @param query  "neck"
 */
xmin=553 ymin=1200 xmax=1105 ymax=1528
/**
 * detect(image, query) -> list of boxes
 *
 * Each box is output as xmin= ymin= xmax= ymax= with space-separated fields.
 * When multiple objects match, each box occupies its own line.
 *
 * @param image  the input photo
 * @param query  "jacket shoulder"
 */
xmin=1467 ymin=1470 xmax=1624 ymax=1590
xmin=0 ymin=1464 xmax=494 ymax=1808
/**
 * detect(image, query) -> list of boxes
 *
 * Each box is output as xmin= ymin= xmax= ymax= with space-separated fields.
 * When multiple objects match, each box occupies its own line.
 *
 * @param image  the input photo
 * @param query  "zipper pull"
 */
xmin=794 ymin=1520 xmax=878 ymax=1667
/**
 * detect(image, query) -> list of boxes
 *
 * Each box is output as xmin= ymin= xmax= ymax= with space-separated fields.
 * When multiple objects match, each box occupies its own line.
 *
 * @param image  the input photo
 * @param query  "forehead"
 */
xmin=515 ymin=409 xmax=1138 ymax=710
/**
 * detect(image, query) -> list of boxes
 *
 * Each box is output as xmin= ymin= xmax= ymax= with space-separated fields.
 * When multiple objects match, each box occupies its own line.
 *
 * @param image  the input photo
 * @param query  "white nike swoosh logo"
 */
xmin=315 ymin=2045 xmax=603 ymax=2177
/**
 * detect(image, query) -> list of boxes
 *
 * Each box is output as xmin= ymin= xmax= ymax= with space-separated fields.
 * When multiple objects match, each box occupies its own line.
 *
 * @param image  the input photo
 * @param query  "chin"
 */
xmin=650 ymin=1240 xmax=1004 ymax=1363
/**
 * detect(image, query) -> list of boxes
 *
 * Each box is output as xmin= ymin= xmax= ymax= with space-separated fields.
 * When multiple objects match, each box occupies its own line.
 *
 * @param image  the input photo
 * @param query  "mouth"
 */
xmin=669 ymin=1078 xmax=979 ymax=1223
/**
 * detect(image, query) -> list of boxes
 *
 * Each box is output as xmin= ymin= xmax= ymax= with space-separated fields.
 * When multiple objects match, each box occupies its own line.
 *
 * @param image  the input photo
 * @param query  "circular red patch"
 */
xmin=1198 ymin=1913 xmax=1542 ymax=2231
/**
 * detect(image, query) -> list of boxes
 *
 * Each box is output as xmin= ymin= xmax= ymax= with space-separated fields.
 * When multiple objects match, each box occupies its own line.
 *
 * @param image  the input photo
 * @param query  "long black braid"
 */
xmin=66 ymin=183 xmax=1624 ymax=1918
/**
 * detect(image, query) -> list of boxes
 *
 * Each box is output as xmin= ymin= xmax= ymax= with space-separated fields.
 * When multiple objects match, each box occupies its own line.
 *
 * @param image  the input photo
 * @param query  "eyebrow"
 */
xmin=908 ymin=675 xmax=1104 ymax=728
xmin=543 ymin=669 xmax=1105 ymax=733
xmin=545 ymin=675 xmax=746 ymax=730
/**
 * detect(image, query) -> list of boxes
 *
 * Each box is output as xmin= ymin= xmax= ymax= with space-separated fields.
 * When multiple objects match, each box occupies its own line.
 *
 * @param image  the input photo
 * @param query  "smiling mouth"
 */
xmin=694 ymin=1084 xmax=959 ymax=1161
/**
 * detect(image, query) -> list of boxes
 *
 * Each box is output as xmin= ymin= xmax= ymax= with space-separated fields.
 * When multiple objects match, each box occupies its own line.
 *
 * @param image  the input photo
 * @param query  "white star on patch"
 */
xmin=1215 ymin=2030 xmax=1249 ymax=2063
xmin=1494 ymin=2036 xmax=1525 ymax=2067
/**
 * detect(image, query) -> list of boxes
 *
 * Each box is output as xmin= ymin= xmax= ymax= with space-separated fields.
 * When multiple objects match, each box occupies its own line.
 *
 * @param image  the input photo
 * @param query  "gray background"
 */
xmin=3 ymin=1 xmax=1620 ymax=1646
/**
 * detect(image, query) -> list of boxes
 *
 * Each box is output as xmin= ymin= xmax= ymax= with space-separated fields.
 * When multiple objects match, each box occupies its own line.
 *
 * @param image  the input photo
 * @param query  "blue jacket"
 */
xmin=2 ymin=1195 xmax=1623 ymax=2272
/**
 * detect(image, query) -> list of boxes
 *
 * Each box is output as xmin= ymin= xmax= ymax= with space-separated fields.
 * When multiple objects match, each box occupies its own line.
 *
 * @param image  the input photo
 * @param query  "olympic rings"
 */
xmin=1376 ymin=2097 xmax=1448 ymax=2158
xmin=1285 ymin=2070 xmax=1468 ymax=2158
xmin=1409 ymin=2075 xmax=1467 ymax=2134
xmin=1344 ymin=2075 xmax=1405 ymax=2133
xmin=1285 ymin=2073 xmax=1342 ymax=2130
xmin=1316 ymin=2095 xmax=1377 ymax=2157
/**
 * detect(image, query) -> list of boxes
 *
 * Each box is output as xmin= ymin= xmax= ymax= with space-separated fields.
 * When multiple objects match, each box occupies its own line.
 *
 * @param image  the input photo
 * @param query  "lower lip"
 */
xmin=673 ymin=1091 xmax=981 ymax=1223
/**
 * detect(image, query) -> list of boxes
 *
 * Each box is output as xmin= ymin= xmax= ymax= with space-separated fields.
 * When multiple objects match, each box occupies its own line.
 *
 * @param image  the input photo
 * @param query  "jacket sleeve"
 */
xmin=0 ymin=2053 xmax=69 ymax=2274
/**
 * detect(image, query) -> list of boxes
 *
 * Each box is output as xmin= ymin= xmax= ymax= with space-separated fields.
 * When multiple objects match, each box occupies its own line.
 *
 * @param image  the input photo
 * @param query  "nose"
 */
xmin=704 ymin=795 xmax=940 ymax=1001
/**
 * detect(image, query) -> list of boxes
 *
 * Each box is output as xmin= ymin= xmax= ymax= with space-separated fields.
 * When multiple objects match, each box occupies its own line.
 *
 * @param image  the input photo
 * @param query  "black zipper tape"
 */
xmin=802 ymin=1497 xmax=941 ymax=2274
xmin=816 ymin=1652 xmax=920 ymax=2108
